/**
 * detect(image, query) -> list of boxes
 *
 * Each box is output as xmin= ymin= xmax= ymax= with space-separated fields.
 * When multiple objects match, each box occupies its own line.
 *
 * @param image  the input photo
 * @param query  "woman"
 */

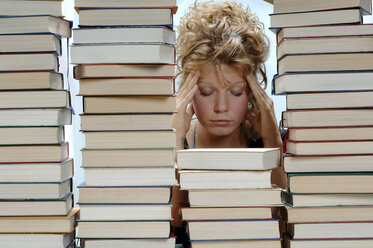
xmin=172 ymin=1 xmax=285 ymax=246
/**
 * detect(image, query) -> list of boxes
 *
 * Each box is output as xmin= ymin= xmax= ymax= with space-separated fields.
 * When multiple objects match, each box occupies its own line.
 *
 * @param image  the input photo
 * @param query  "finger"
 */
xmin=186 ymin=103 xmax=195 ymax=119
xmin=177 ymin=84 xmax=198 ymax=111
xmin=178 ymin=71 xmax=200 ymax=100
xmin=246 ymin=74 xmax=274 ymax=112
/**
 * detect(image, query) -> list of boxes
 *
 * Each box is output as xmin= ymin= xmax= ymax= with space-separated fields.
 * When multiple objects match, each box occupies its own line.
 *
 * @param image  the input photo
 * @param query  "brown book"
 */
xmin=288 ymin=173 xmax=373 ymax=194
xmin=83 ymin=96 xmax=175 ymax=113
xmin=282 ymin=109 xmax=373 ymax=128
xmin=0 ymin=71 xmax=63 ymax=90
xmin=0 ymin=53 xmax=58 ymax=72
xmin=0 ymin=90 xmax=70 ymax=109
xmin=74 ymin=64 xmax=176 ymax=79
xmin=0 ymin=34 xmax=61 ymax=55
xmin=0 ymin=142 xmax=68 ymax=163
xmin=78 ymin=77 xmax=174 ymax=96
xmin=80 ymin=113 xmax=173 ymax=131
xmin=0 ymin=208 xmax=79 ymax=233
xmin=84 ymin=130 xmax=176 ymax=149
xmin=0 ymin=126 xmax=64 ymax=145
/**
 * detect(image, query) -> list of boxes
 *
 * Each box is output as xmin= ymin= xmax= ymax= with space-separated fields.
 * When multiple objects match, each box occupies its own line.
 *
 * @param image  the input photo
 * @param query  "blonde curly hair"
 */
xmin=176 ymin=1 xmax=269 ymax=141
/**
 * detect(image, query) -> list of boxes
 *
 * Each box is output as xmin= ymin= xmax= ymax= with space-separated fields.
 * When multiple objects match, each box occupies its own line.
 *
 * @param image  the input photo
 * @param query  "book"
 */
xmin=78 ymin=8 xmax=173 ymax=27
xmin=0 ymin=1 xmax=62 ymax=16
xmin=272 ymin=71 xmax=373 ymax=94
xmin=81 ymin=238 xmax=176 ymax=248
xmin=0 ymin=143 xmax=68 ymax=163
xmin=273 ymin=0 xmax=372 ymax=14
xmin=188 ymin=186 xmax=282 ymax=207
xmin=186 ymin=219 xmax=280 ymax=241
xmin=0 ymin=15 xmax=71 ymax=37
xmin=80 ymin=113 xmax=173 ymax=131
xmin=270 ymin=8 xmax=362 ymax=31
xmin=73 ymin=27 xmax=175 ymax=44
xmin=278 ymin=53 xmax=373 ymax=74
xmin=277 ymin=36 xmax=373 ymax=59
xmin=281 ymin=205 xmax=373 ymax=223
xmin=286 ymin=91 xmax=373 ymax=110
xmin=0 ymin=90 xmax=70 ymax=109
xmin=71 ymin=43 xmax=174 ymax=64
xmin=79 ymin=204 xmax=172 ymax=221
xmin=82 ymin=148 xmax=174 ymax=167
xmin=0 ymin=108 xmax=71 ymax=126
xmin=288 ymin=173 xmax=373 ymax=193
xmin=77 ymin=220 xmax=170 ymax=238
xmin=0 ymin=71 xmax=63 ymax=90
xmin=286 ymin=140 xmax=373 ymax=156
xmin=0 ymin=158 xmax=73 ymax=182
xmin=282 ymin=109 xmax=373 ymax=127
xmin=84 ymin=130 xmax=176 ymax=149
xmin=288 ymin=221 xmax=373 ymax=239
xmin=191 ymin=239 xmax=281 ymax=248
xmin=179 ymin=170 xmax=272 ymax=190
xmin=0 ymin=179 xmax=71 ymax=199
xmin=0 ymin=193 xmax=73 ymax=216
xmin=284 ymin=154 xmax=373 ymax=173
xmin=83 ymin=96 xmax=176 ymax=113
xmin=0 ymin=34 xmax=61 ymax=55
xmin=84 ymin=167 xmax=177 ymax=186
xmin=78 ymin=184 xmax=171 ymax=204
xmin=284 ymin=236 xmax=373 ymax=248
xmin=75 ymin=0 xmax=177 ymax=11
xmin=177 ymin=148 xmax=280 ymax=170
xmin=277 ymin=24 xmax=373 ymax=43
xmin=287 ymin=126 xmax=373 ymax=142
xmin=181 ymin=206 xmax=273 ymax=221
xmin=0 ymin=232 xmax=74 ymax=248
xmin=0 ymin=126 xmax=64 ymax=145
xmin=74 ymin=64 xmax=176 ymax=79
xmin=0 ymin=53 xmax=58 ymax=72
xmin=0 ymin=208 xmax=78 ymax=233
xmin=78 ymin=77 xmax=175 ymax=95
xmin=282 ymin=190 xmax=373 ymax=207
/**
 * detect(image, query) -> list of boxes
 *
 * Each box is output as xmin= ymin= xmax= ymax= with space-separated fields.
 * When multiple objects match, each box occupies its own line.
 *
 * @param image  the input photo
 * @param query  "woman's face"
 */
xmin=193 ymin=63 xmax=250 ymax=137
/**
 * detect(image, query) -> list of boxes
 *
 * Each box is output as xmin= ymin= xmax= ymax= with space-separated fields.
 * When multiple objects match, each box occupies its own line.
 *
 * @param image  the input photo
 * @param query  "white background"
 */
xmin=61 ymin=0 xmax=373 ymax=203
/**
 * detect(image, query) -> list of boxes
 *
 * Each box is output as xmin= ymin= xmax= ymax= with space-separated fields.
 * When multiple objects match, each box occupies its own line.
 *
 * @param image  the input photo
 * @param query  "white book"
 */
xmin=84 ymin=167 xmax=177 ymax=186
xmin=179 ymin=170 xmax=272 ymax=190
xmin=177 ymin=148 xmax=280 ymax=170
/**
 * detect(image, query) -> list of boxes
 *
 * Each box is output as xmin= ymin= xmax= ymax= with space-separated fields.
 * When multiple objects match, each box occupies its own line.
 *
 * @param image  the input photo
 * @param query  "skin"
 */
xmin=173 ymin=63 xmax=282 ymax=150
xmin=172 ymin=63 xmax=286 ymax=228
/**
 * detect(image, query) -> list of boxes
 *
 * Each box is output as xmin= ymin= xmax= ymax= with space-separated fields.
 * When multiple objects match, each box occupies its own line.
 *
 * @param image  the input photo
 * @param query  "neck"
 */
xmin=195 ymin=121 xmax=246 ymax=148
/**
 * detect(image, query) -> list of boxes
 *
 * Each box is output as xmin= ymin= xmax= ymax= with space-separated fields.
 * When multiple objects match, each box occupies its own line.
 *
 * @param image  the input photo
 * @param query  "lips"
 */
xmin=211 ymin=120 xmax=231 ymax=126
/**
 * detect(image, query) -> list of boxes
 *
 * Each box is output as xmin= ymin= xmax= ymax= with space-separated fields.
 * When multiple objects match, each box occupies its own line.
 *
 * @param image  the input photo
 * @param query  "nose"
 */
xmin=214 ymin=92 xmax=228 ymax=113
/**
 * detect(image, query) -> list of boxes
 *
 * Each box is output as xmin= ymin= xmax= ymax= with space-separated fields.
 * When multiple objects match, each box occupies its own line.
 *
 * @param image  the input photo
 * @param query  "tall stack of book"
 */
xmin=0 ymin=1 xmax=78 ymax=247
xmin=177 ymin=148 xmax=283 ymax=248
xmin=72 ymin=0 xmax=178 ymax=247
xmin=270 ymin=0 xmax=373 ymax=247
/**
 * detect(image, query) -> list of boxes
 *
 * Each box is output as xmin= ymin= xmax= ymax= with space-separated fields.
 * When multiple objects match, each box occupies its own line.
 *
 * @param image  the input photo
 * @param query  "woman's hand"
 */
xmin=172 ymin=71 xmax=200 ymax=149
xmin=245 ymin=73 xmax=282 ymax=148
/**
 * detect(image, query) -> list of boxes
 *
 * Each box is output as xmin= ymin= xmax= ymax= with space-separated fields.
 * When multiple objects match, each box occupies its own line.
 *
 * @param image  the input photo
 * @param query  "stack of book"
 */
xmin=72 ymin=0 xmax=178 ymax=247
xmin=177 ymin=148 xmax=283 ymax=248
xmin=0 ymin=0 xmax=78 ymax=247
xmin=271 ymin=0 xmax=373 ymax=247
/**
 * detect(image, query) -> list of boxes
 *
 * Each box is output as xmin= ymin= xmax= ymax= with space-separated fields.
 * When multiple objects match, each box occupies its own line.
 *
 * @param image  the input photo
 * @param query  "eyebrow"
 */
xmin=198 ymin=81 xmax=245 ymax=86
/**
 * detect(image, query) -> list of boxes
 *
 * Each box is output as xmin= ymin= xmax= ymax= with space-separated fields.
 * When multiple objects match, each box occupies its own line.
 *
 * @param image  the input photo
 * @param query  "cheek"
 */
xmin=192 ymin=95 xmax=211 ymax=116
xmin=233 ymin=97 xmax=250 ymax=118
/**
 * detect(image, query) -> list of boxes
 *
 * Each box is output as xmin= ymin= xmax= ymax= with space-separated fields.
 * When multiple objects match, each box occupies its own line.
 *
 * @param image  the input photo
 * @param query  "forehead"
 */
xmin=199 ymin=63 xmax=244 ymax=86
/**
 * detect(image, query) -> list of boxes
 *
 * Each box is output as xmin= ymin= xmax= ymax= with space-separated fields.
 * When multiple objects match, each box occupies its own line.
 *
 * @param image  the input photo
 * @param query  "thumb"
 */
xmin=186 ymin=103 xmax=195 ymax=119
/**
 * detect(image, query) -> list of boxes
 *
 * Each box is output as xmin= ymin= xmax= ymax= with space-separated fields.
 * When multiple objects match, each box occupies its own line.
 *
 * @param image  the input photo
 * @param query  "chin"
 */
xmin=206 ymin=125 xmax=238 ymax=137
